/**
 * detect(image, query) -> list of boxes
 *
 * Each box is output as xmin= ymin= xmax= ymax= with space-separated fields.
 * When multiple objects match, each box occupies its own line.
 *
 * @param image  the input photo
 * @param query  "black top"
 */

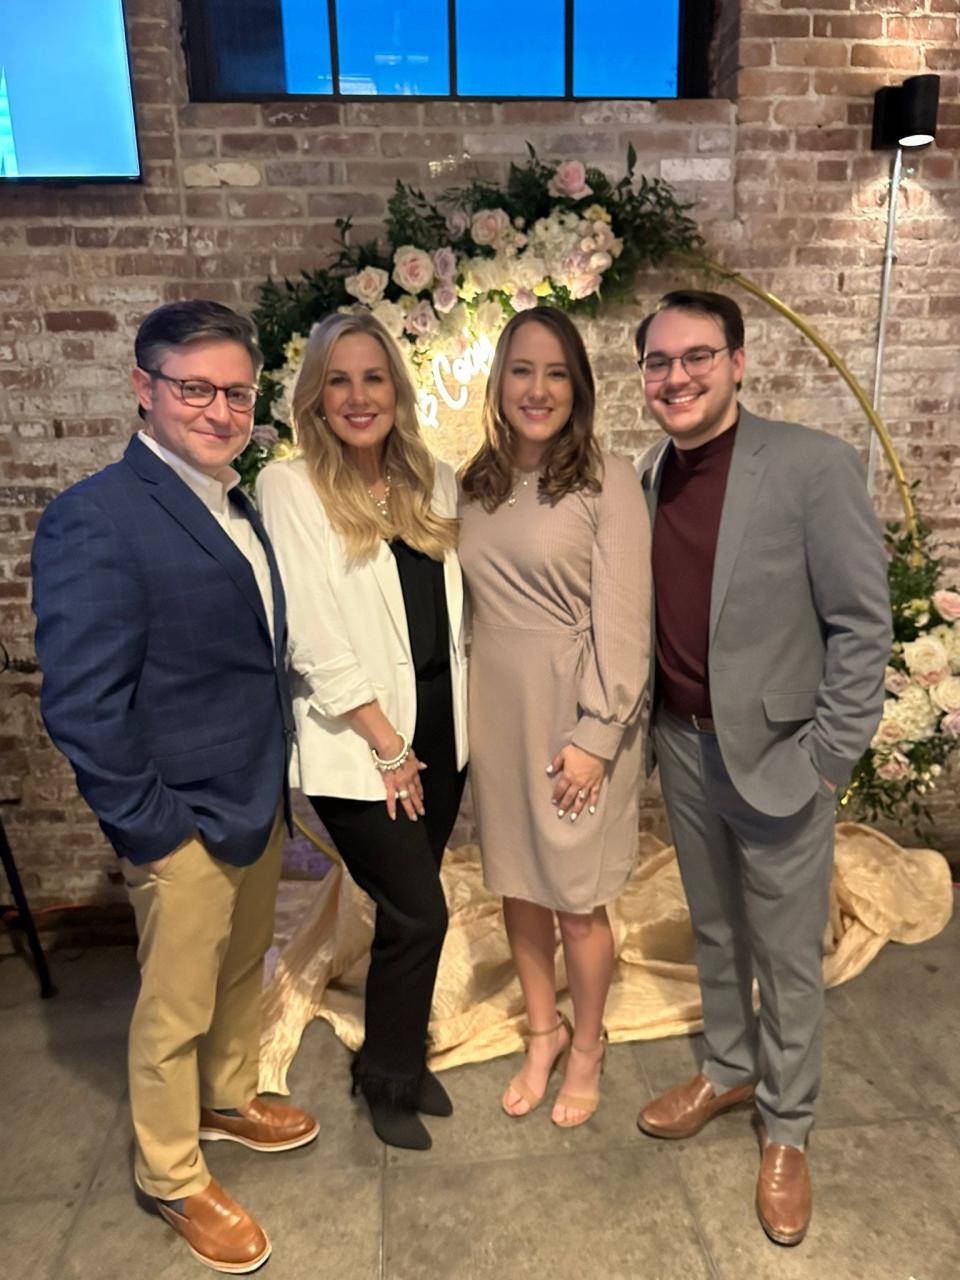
xmin=390 ymin=539 xmax=450 ymax=680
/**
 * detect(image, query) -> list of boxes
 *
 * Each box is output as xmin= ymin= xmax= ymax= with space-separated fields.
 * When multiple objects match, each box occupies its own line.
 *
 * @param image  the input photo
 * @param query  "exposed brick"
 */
xmin=742 ymin=13 xmax=811 ymax=36
xmin=380 ymin=132 xmax=461 ymax=159
xmin=738 ymin=69 xmax=812 ymax=96
xmin=44 ymin=311 xmax=118 ymax=333
xmin=813 ymin=14 xmax=883 ymax=39
xmin=25 ymin=227 xmax=72 ymax=247
xmin=851 ymin=45 xmax=922 ymax=70
xmin=220 ymin=132 xmax=300 ymax=157
xmin=887 ymin=16 xmax=958 ymax=41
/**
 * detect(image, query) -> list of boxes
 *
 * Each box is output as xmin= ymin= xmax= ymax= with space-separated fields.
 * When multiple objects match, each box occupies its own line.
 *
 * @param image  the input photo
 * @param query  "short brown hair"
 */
xmin=460 ymin=307 xmax=602 ymax=512
xmin=634 ymin=289 xmax=745 ymax=359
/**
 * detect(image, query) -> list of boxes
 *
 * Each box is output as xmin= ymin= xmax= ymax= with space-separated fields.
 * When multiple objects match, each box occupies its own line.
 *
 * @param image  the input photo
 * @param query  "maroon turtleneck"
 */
xmin=652 ymin=422 xmax=738 ymax=718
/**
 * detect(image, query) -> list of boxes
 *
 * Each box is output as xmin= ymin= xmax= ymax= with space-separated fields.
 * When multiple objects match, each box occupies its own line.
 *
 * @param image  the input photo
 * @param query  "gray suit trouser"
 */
xmin=654 ymin=711 xmax=835 ymax=1148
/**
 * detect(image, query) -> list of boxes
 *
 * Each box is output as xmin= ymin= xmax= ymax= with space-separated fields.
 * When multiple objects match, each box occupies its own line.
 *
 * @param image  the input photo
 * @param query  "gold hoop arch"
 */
xmin=690 ymin=255 xmax=920 ymax=555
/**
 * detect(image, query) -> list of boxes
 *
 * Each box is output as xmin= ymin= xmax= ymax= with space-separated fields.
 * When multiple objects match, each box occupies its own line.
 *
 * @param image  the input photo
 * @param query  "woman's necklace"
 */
xmin=507 ymin=469 xmax=538 ymax=507
xmin=367 ymin=468 xmax=391 ymax=518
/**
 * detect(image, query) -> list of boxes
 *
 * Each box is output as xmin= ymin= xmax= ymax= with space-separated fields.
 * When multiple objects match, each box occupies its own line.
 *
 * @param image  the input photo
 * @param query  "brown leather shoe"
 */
xmin=756 ymin=1134 xmax=812 ymax=1246
xmin=637 ymin=1072 xmax=755 ymax=1139
xmin=199 ymin=1097 xmax=319 ymax=1152
xmin=155 ymin=1177 xmax=270 ymax=1273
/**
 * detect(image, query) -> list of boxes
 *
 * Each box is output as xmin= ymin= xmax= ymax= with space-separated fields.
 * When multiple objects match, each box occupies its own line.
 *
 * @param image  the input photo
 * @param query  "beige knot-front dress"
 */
xmin=458 ymin=452 xmax=651 ymax=913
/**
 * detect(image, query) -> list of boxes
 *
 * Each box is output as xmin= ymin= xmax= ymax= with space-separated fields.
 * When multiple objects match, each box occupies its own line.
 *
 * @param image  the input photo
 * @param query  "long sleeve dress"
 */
xmin=458 ymin=452 xmax=651 ymax=913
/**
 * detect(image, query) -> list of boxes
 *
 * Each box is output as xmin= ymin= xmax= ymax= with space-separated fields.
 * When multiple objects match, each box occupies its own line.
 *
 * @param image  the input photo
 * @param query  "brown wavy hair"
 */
xmin=460 ymin=307 xmax=603 ymax=512
xmin=292 ymin=310 xmax=458 ymax=562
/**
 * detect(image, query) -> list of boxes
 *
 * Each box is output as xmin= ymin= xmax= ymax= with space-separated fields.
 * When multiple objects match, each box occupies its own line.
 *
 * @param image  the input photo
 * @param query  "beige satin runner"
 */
xmin=258 ymin=822 xmax=954 ymax=1093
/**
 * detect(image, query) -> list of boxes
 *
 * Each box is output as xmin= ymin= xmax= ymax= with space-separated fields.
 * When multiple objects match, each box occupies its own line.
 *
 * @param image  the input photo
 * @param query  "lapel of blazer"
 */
xmin=230 ymin=486 xmax=287 ymax=663
xmin=443 ymin=548 xmax=464 ymax=649
xmin=709 ymin=408 xmax=768 ymax=645
xmin=123 ymin=436 xmax=272 ymax=643
xmin=639 ymin=439 xmax=671 ymax=521
xmin=368 ymin=539 xmax=410 ymax=647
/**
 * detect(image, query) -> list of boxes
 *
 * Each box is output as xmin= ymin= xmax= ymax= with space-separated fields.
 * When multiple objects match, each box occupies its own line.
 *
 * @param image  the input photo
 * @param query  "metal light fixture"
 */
xmin=867 ymin=75 xmax=940 ymax=492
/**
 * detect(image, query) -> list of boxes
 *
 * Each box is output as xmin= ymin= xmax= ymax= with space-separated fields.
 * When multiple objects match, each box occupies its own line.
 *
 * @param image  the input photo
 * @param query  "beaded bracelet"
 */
xmin=371 ymin=732 xmax=410 ymax=773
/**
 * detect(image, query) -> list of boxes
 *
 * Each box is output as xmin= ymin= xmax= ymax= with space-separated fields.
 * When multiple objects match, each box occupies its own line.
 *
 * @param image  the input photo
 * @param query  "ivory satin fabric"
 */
xmin=258 ymin=822 xmax=954 ymax=1093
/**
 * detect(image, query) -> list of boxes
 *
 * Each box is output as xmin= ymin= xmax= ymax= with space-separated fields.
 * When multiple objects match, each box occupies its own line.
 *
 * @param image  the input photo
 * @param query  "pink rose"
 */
xmin=511 ymin=288 xmax=538 ymax=312
xmin=934 ymin=589 xmax=960 ymax=621
xmin=445 ymin=208 xmax=470 ymax=239
xmin=392 ymin=245 xmax=435 ymax=294
xmin=568 ymin=272 xmax=602 ymax=300
xmin=432 ymin=284 xmax=459 ymax=315
xmin=884 ymin=666 xmax=911 ymax=695
xmin=548 ymin=159 xmax=593 ymax=201
xmin=251 ymin=424 xmax=278 ymax=449
xmin=876 ymin=753 xmax=911 ymax=781
xmin=914 ymin=668 xmax=950 ymax=688
xmin=432 ymin=247 xmax=457 ymax=282
xmin=470 ymin=208 xmax=512 ymax=248
xmin=344 ymin=265 xmax=389 ymax=306
xmin=940 ymin=709 xmax=960 ymax=736
xmin=404 ymin=298 xmax=440 ymax=338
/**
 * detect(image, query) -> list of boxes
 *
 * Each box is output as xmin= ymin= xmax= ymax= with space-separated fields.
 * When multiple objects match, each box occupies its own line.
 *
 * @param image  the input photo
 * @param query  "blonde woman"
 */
xmin=256 ymin=311 xmax=468 ymax=1151
xmin=459 ymin=307 xmax=650 ymax=1127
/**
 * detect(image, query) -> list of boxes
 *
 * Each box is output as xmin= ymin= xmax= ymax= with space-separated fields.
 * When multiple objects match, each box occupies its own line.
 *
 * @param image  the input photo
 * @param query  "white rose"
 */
xmin=470 ymin=208 xmax=512 ymax=248
xmin=902 ymin=635 xmax=949 ymax=677
xmin=931 ymin=675 xmax=960 ymax=713
xmin=894 ymin=684 xmax=939 ymax=741
xmin=931 ymin=623 xmax=960 ymax=674
xmin=392 ymin=245 xmax=435 ymax=294
xmin=371 ymin=299 xmax=406 ymax=339
xmin=871 ymin=706 xmax=907 ymax=750
xmin=464 ymin=255 xmax=506 ymax=295
xmin=475 ymin=299 xmax=505 ymax=336
xmin=344 ymin=265 xmax=389 ymax=306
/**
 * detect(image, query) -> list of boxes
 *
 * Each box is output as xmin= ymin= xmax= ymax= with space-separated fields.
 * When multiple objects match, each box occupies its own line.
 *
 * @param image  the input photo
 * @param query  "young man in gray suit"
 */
xmin=633 ymin=290 xmax=891 ymax=1246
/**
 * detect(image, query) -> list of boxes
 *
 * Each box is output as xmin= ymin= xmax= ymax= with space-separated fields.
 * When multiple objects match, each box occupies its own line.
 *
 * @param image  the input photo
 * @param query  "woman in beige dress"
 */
xmin=459 ymin=307 xmax=650 ymax=1127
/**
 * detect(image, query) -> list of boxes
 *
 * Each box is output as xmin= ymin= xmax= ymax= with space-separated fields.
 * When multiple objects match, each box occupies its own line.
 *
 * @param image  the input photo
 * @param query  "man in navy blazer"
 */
xmin=32 ymin=300 xmax=317 ymax=1274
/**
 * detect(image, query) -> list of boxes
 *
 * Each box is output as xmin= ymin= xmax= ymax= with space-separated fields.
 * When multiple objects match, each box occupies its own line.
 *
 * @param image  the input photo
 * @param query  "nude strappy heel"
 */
xmin=501 ymin=1011 xmax=572 ymax=1117
xmin=551 ymin=1028 xmax=608 ymax=1128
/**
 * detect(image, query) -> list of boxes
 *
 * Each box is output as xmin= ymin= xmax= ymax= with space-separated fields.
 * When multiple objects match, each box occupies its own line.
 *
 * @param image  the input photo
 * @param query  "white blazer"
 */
xmin=256 ymin=456 xmax=468 ymax=800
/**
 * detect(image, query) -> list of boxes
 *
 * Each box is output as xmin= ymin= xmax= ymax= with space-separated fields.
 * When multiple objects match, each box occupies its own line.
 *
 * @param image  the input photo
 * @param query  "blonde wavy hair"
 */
xmin=460 ymin=307 xmax=603 ymax=513
xmin=292 ymin=310 xmax=458 ymax=562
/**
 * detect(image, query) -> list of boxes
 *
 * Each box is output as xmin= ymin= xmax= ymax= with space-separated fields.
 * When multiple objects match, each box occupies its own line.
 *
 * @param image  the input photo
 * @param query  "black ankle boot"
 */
xmin=418 ymin=1069 xmax=453 ymax=1117
xmin=350 ymin=1059 xmax=432 ymax=1150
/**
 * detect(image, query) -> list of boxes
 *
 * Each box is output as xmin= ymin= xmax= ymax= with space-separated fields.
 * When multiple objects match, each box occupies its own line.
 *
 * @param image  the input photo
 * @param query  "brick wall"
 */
xmin=1 ymin=0 xmax=957 ymax=908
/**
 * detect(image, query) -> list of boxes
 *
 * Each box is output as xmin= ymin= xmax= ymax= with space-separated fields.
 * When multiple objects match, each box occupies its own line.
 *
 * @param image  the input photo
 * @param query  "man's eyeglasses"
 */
xmin=144 ymin=369 xmax=259 ymax=412
xmin=637 ymin=346 xmax=730 ymax=382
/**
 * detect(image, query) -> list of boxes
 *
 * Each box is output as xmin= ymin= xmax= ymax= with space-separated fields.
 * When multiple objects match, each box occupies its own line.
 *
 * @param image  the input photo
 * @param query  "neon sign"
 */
xmin=416 ymin=333 xmax=495 ymax=429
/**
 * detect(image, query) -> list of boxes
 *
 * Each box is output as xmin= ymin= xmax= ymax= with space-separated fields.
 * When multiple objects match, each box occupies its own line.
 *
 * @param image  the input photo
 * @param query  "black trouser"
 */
xmin=309 ymin=669 xmax=465 ymax=1108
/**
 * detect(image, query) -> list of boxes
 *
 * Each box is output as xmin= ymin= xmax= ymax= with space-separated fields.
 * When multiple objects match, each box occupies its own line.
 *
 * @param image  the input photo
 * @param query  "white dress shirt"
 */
xmin=137 ymin=430 xmax=275 ymax=646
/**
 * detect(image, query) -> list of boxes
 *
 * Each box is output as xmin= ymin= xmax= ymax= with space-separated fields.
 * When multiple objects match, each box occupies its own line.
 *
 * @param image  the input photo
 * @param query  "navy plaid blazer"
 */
xmin=31 ymin=435 xmax=293 ymax=866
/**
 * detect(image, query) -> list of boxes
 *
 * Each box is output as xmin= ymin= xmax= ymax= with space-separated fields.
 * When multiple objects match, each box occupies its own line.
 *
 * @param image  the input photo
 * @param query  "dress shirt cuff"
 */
xmin=571 ymin=714 xmax=626 ymax=762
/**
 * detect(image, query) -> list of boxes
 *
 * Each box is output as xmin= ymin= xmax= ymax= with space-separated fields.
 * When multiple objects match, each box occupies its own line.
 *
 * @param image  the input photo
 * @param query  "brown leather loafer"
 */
xmin=756 ymin=1135 xmax=812 ymax=1246
xmin=155 ymin=1177 xmax=270 ymax=1273
xmin=637 ymin=1072 xmax=755 ymax=1139
xmin=199 ymin=1097 xmax=319 ymax=1152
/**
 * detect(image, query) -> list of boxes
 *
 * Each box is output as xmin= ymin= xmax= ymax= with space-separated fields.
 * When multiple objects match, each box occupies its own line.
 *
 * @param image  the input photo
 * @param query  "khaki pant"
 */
xmin=121 ymin=810 xmax=284 ymax=1199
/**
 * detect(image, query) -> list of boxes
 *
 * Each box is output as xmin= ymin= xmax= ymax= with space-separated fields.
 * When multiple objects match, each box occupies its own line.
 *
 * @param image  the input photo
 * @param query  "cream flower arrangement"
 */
xmin=236 ymin=145 xmax=702 ymax=489
xmin=846 ymin=517 xmax=960 ymax=829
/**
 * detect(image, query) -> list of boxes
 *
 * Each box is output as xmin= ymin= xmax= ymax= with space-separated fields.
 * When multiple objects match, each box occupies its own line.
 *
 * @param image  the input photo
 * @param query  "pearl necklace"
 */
xmin=367 ymin=469 xmax=391 ymax=518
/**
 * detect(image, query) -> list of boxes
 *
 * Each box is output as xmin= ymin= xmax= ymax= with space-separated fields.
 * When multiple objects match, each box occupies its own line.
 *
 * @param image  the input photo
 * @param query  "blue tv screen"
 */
xmin=0 ymin=0 xmax=140 ymax=181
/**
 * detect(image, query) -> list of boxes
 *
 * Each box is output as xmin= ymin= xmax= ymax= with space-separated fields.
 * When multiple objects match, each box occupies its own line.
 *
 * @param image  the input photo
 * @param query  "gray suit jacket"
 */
xmin=639 ymin=407 xmax=891 ymax=817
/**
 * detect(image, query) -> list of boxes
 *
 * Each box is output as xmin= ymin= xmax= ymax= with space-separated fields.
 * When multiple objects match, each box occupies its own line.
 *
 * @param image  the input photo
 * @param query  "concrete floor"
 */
xmin=1 ymin=898 xmax=958 ymax=1280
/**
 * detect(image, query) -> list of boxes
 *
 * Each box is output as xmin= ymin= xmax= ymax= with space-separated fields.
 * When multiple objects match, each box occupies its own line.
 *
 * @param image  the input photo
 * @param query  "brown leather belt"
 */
xmin=661 ymin=701 xmax=717 ymax=733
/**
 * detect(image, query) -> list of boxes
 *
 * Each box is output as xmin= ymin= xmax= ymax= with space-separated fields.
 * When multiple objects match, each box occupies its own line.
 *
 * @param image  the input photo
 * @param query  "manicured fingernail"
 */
xmin=589 ymin=805 xmax=596 ymax=814
xmin=557 ymin=809 xmax=565 ymax=818
xmin=570 ymin=812 xmax=578 ymax=822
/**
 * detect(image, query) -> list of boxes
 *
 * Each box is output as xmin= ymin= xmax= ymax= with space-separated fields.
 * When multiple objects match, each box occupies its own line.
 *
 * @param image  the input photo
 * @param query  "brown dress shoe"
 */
xmin=756 ymin=1137 xmax=812 ymax=1246
xmin=637 ymin=1072 xmax=755 ymax=1139
xmin=199 ymin=1097 xmax=319 ymax=1152
xmin=155 ymin=1177 xmax=270 ymax=1273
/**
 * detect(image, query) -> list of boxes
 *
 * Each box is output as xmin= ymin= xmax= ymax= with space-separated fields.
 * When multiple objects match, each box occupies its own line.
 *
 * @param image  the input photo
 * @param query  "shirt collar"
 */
xmin=137 ymin=430 xmax=241 ymax=512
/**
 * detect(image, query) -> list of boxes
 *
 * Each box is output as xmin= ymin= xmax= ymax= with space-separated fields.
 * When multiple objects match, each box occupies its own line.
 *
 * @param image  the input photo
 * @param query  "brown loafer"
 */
xmin=199 ymin=1097 xmax=319 ymax=1152
xmin=155 ymin=1177 xmax=270 ymax=1273
xmin=756 ymin=1133 xmax=812 ymax=1246
xmin=637 ymin=1072 xmax=755 ymax=1139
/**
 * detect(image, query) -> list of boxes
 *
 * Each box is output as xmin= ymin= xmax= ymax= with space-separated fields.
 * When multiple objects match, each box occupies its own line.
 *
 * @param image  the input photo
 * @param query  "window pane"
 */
xmin=336 ymin=0 xmax=450 ymax=95
xmin=573 ymin=0 xmax=680 ymax=98
xmin=455 ymin=0 xmax=564 ymax=97
xmin=281 ymin=0 xmax=333 ymax=93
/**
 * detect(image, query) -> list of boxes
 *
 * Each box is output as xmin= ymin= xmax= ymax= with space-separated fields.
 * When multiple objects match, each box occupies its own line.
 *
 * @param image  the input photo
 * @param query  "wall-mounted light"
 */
xmin=867 ymin=75 xmax=940 ymax=493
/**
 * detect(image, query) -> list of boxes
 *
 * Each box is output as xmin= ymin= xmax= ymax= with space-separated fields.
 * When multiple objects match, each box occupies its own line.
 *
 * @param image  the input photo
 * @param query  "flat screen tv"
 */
xmin=0 ymin=0 xmax=140 ymax=182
